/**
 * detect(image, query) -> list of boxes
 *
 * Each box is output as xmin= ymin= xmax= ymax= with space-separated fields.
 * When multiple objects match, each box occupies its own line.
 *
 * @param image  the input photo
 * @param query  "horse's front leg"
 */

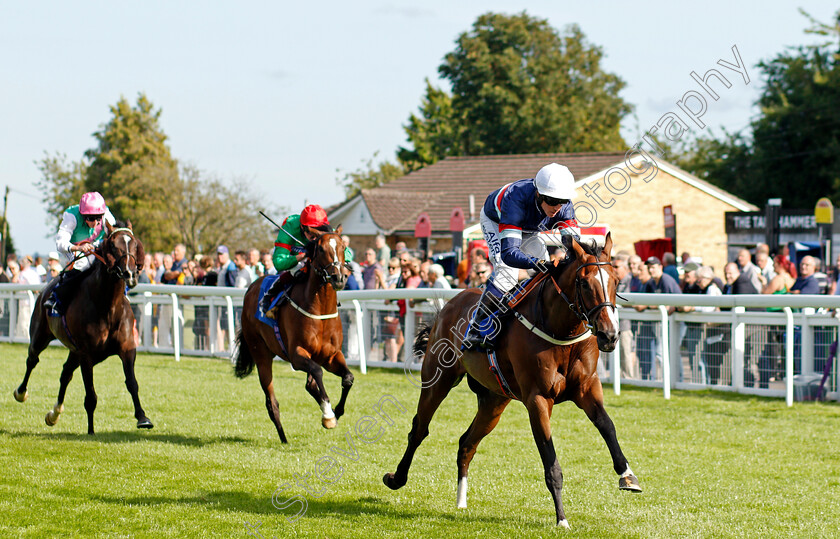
xmin=322 ymin=352 xmax=354 ymax=421
xmin=120 ymin=347 xmax=153 ymax=429
xmin=78 ymin=359 xmax=97 ymax=435
xmin=293 ymin=349 xmax=335 ymax=429
xmin=575 ymin=380 xmax=641 ymax=492
xmin=525 ymin=393 xmax=569 ymax=528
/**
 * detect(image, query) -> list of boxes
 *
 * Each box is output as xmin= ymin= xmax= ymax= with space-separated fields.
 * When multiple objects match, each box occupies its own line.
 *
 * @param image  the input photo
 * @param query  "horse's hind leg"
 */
xmin=455 ymin=376 xmax=510 ymax=508
xmin=45 ymin=352 xmax=81 ymax=428
xmin=383 ymin=356 xmax=464 ymax=490
xmin=15 ymin=309 xmax=54 ymax=402
xmin=575 ymin=382 xmax=641 ymax=492
xmin=256 ymin=349 xmax=288 ymax=443
xmin=120 ymin=347 xmax=152 ymax=429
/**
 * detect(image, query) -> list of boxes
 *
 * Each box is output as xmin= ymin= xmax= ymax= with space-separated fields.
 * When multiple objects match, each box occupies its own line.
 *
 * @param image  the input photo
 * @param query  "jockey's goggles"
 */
xmin=82 ymin=214 xmax=104 ymax=222
xmin=539 ymin=194 xmax=569 ymax=207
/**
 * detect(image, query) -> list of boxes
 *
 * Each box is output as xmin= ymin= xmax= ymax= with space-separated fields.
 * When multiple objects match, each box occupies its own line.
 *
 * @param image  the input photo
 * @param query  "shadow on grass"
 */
xmin=90 ymin=490 xmax=525 ymax=526
xmin=0 ymin=428 xmax=249 ymax=446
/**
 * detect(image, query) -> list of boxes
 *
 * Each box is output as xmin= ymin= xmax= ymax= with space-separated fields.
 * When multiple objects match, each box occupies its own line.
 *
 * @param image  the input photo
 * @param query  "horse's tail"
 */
xmin=413 ymin=322 xmax=432 ymax=360
xmin=233 ymin=327 xmax=255 ymax=378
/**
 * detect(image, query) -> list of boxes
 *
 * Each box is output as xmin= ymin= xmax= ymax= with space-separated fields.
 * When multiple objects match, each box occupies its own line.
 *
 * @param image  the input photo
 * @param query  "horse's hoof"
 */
xmin=322 ymin=416 xmax=337 ymax=429
xmin=383 ymin=472 xmax=405 ymax=490
xmin=45 ymin=411 xmax=59 ymax=426
xmin=619 ymin=474 xmax=642 ymax=492
xmin=557 ymin=519 xmax=570 ymax=529
xmin=137 ymin=418 xmax=154 ymax=429
xmin=13 ymin=388 xmax=28 ymax=402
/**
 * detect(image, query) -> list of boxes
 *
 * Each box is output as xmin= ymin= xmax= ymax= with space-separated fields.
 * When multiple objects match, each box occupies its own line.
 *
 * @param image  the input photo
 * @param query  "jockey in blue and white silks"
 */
xmin=463 ymin=163 xmax=580 ymax=350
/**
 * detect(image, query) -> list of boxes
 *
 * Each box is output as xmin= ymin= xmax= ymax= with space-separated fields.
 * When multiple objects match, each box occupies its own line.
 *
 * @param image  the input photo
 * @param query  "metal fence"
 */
xmin=2 ymin=283 xmax=838 ymax=406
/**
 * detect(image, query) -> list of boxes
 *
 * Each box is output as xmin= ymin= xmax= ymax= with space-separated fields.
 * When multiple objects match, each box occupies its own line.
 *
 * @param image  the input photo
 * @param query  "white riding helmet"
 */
xmin=534 ymin=163 xmax=576 ymax=200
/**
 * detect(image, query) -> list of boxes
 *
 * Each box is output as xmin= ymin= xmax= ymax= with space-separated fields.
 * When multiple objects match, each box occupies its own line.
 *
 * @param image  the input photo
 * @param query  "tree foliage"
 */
xmin=679 ymin=10 xmax=840 ymax=209
xmin=398 ymin=12 xmax=632 ymax=168
xmin=337 ymin=152 xmax=407 ymax=198
xmin=37 ymin=94 xmax=282 ymax=255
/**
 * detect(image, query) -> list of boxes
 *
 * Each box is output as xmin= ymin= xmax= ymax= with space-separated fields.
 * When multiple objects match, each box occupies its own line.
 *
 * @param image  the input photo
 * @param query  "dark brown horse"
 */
xmin=14 ymin=221 xmax=152 ymax=435
xmin=383 ymin=233 xmax=641 ymax=528
xmin=233 ymin=227 xmax=353 ymax=443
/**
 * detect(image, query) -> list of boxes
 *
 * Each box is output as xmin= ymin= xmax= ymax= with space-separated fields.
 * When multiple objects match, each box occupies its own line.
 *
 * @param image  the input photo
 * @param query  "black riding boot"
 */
xmin=43 ymin=269 xmax=84 ymax=315
xmin=462 ymin=282 xmax=505 ymax=350
xmin=260 ymin=271 xmax=295 ymax=319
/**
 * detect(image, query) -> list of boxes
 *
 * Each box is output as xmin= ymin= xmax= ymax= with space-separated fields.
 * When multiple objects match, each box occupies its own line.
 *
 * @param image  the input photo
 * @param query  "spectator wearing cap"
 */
xmin=634 ymin=256 xmax=681 ymax=380
xmin=791 ymin=256 xmax=821 ymax=294
xmin=47 ymin=252 xmax=62 ymax=281
xmin=681 ymin=262 xmax=701 ymax=294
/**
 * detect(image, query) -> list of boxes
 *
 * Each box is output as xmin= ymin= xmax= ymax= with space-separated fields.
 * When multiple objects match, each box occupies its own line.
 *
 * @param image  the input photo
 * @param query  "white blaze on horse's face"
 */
xmin=598 ymin=267 xmax=619 ymax=330
xmin=328 ymin=238 xmax=337 ymax=262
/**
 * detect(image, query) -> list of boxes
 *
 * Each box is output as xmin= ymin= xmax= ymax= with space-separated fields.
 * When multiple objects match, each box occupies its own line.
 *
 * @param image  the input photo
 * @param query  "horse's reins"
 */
xmin=290 ymin=235 xmax=344 ymax=320
xmin=519 ymin=259 xmax=617 ymax=344
xmin=67 ymin=228 xmax=140 ymax=281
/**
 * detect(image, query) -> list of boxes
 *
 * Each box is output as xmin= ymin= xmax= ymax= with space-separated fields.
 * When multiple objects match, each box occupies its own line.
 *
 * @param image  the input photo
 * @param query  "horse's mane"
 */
xmin=555 ymin=236 xmax=603 ymax=273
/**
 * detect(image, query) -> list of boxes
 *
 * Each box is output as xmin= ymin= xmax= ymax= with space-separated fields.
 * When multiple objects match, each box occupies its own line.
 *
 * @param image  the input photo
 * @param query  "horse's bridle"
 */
xmin=552 ymin=260 xmax=617 ymax=330
xmin=309 ymin=238 xmax=345 ymax=288
xmin=90 ymin=228 xmax=139 ymax=281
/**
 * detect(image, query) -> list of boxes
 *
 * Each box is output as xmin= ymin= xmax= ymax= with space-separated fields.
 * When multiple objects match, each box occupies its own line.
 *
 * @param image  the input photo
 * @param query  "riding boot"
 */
xmin=261 ymin=270 xmax=295 ymax=319
xmin=44 ymin=269 xmax=84 ymax=315
xmin=462 ymin=281 xmax=505 ymax=350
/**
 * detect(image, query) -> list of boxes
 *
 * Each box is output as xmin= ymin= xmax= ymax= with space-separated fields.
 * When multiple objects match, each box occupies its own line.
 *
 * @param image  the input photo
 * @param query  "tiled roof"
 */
xmin=369 ymin=153 xmax=627 ymax=232
xmin=361 ymin=189 xmax=445 ymax=232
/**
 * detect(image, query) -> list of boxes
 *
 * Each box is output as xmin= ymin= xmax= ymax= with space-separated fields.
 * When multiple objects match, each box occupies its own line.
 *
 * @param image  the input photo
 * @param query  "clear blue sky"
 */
xmin=1 ymin=1 xmax=836 ymax=256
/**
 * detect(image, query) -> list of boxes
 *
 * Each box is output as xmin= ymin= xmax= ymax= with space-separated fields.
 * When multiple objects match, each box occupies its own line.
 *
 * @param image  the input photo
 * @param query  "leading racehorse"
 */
xmin=383 ymin=233 xmax=641 ymax=528
xmin=14 ymin=221 xmax=153 ymax=435
xmin=233 ymin=227 xmax=353 ymax=443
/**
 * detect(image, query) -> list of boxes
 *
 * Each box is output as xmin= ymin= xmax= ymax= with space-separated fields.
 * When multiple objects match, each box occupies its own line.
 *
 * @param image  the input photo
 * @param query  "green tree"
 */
xmin=35 ymin=152 xmax=88 ymax=225
xmin=84 ymin=94 xmax=181 ymax=251
xmin=680 ymin=10 xmax=840 ymax=209
xmin=398 ymin=12 xmax=632 ymax=168
xmin=337 ymin=152 xmax=407 ymax=197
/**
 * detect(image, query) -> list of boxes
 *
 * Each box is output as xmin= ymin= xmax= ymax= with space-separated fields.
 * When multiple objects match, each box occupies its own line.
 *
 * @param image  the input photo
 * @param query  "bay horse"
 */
xmin=14 ymin=221 xmax=152 ymax=435
xmin=233 ymin=227 xmax=353 ymax=443
xmin=383 ymin=233 xmax=641 ymax=528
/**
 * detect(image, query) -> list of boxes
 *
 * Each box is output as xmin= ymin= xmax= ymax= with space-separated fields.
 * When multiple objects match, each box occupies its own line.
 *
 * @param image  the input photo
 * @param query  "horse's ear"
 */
xmin=335 ymin=224 xmax=343 ymax=236
xmin=125 ymin=218 xmax=133 ymax=231
xmin=568 ymin=235 xmax=585 ymax=260
xmin=103 ymin=219 xmax=113 ymax=236
xmin=602 ymin=232 xmax=613 ymax=261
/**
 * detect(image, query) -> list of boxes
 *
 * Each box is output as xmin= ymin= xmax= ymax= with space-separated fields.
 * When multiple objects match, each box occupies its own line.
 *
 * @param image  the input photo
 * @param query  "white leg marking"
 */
xmin=557 ymin=519 xmax=570 ymax=529
xmin=320 ymin=400 xmax=335 ymax=419
xmin=456 ymin=477 xmax=468 ymax=508
xmin=621 ymin=465 xmax=634 ymax=478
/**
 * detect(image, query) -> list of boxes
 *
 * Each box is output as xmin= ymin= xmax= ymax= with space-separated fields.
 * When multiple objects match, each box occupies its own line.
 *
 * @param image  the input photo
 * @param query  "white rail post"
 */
xmin=352 ymin=300 xmax=367 ymax=374
xmin=170 ymin=293 xmax=180 ymax=362
xmin=658 ymin=305 xmax=670 ymax=400
xmin=669 ymin=314 xmax=682 ymax=387
xmin=613 ymin=321 xmax=621 ymax=396
xmin=732 ymin=306 xmax=746 ymax=390
xmin=784 ymin=307 xmax=794 ymax=407
xmin=801 ymin=307 xmax=815 ymax=375
xmin=9 ymin=293 xmax=17 ymax=342
xmin=143 ymin=292 xmax=153 ymax=348
xmin=225 ymin=295 xmax=235 ymax=353
xmin=403 ymin=301 xmax=416 ymax=365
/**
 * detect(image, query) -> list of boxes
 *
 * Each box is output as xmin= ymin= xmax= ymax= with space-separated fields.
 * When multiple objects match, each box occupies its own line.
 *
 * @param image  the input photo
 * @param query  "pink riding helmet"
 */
xmin=79 ymin=192 xmax=107 ymax=215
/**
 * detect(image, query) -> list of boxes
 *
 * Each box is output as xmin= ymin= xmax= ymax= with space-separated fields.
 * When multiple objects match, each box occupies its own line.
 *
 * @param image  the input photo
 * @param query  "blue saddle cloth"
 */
xmin=255 ymin=275 xmax=283 ymax=327
xmin=255 ymin=275 xmax=290 ymax=357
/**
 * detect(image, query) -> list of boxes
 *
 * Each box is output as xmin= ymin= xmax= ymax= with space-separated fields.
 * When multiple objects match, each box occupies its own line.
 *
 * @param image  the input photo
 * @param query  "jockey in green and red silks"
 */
xmin=261 ymin=204 xmax=350 ymax=318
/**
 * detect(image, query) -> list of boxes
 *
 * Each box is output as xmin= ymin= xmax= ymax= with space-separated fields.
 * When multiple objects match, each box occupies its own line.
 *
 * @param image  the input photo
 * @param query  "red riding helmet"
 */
xmin=300 ymin=204 xmax=329 ymax=228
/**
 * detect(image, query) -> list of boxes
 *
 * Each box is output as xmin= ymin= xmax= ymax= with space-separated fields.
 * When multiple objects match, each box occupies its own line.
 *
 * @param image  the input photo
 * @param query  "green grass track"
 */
xmin=1 ymin=343 xmax=838 ymax=538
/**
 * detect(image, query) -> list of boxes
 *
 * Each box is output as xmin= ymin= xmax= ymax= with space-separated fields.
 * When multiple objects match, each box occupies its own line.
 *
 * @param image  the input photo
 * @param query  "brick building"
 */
xmin=328 ymin=153 xmax=756 ymax=271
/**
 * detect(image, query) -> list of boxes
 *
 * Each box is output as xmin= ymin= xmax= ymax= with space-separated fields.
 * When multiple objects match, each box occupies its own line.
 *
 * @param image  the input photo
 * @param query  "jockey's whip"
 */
xmin=260 ymin=211 xmax=305 ymax=246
